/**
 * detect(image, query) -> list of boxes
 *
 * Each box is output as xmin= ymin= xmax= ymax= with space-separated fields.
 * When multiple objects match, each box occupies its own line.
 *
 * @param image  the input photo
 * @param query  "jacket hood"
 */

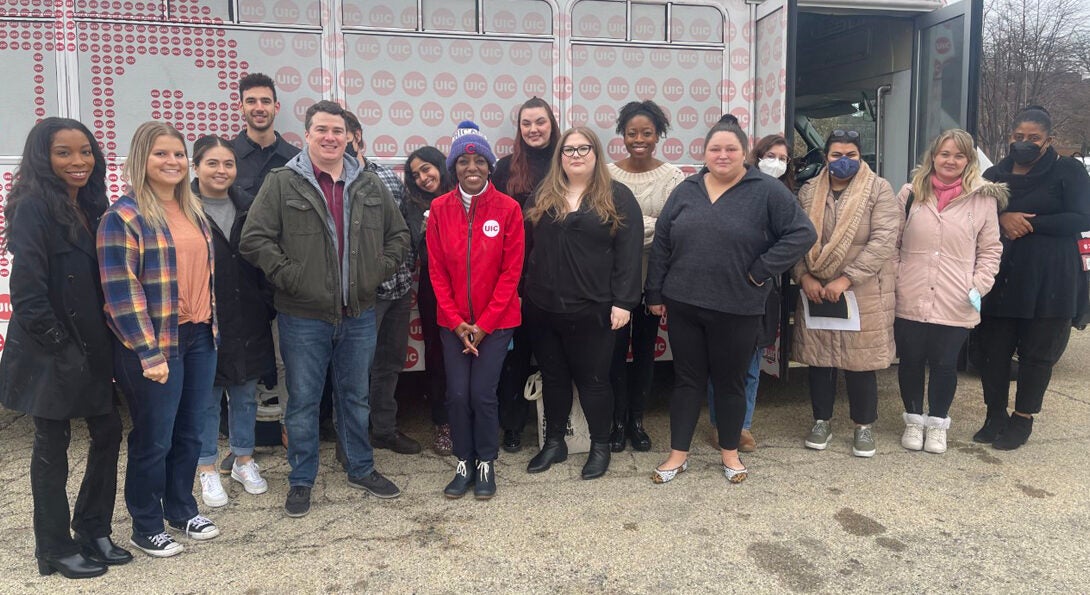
xmin=285 ymin=148 xmax=362 ymax=188
xmin=969 ymin=179 xmax=1010 ymax=211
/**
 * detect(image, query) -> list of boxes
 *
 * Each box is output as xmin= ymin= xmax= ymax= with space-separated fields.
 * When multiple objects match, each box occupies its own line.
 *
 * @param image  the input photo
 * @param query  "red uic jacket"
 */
xmin=426 ymin=183 xmax=525 ymax=333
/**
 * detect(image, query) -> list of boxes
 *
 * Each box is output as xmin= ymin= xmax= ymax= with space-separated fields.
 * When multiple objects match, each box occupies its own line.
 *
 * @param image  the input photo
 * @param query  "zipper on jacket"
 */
xmin=465 ymin=198 xmax=476 ymax=324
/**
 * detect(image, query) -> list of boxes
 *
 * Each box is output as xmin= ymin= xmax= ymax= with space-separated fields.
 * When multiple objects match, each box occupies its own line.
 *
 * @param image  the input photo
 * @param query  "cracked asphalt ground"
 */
xmin=1 ymin=331 xmax=1088 ymax=593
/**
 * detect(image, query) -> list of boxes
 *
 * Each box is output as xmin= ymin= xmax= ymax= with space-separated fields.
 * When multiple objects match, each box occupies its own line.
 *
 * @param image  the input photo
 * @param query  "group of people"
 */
xmin=1 ymin=65 xmax=1087 ymax=579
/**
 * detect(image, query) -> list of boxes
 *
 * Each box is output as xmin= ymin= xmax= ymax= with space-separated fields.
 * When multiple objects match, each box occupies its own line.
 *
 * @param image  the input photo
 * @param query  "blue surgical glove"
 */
xmin=968 ymin=288 xmax=981 ymax=312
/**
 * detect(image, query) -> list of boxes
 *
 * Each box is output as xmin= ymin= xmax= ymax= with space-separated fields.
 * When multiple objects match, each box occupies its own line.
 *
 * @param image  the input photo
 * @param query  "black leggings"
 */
xmin=977 ymin=315 xmax=1072 ymax=416
xmin=498 ymin=303 xmax=534 ymax=433
xmin=894 ymin=317 xmax=969 ymax=418
xmin=809 ymin=367 xmax=878 ymax=425
xmin=525 ymin=300 xmax=616 ymax=443
xmin=609 ymin=301 xmax=660 ymax=422
xmin=417 ymin=266 xmax=449 ymax=426
xmin=32 ymin=409 xmax=122 ymax=558
xmin=664 ymin=298 xmax=760 ymax=451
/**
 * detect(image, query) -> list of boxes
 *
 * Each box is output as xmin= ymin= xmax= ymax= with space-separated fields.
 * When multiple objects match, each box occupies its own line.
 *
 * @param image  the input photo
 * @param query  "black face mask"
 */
xmin=1009 ymin=141 xmax=1042 ymax=165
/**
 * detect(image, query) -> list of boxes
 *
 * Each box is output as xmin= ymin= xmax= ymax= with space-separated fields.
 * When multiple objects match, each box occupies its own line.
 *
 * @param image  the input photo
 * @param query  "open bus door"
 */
xmin=753 ymin=0 xmax=798 ymax=379
xmin=910 ymin=0 xmax=983 ymax=165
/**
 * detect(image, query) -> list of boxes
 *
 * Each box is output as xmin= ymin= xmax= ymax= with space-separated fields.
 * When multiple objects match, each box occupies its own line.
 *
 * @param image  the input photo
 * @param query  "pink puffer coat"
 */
xmin=894 ymin=181 xmax=1007 ymax=328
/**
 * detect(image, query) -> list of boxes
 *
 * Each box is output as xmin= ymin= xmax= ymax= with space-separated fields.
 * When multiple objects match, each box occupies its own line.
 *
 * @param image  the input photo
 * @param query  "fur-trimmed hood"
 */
xmin=969 ymin=179 xmax=1010 ymax=211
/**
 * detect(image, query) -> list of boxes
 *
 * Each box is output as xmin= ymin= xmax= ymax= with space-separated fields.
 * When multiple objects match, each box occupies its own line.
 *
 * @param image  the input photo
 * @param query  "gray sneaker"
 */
xmin=804 ymin=420 xmax=832 ymax=450
xmin=347 ymin=470 xmax=401 ymax=499
xmin=853 ymin=425 xmax=876 ymax=458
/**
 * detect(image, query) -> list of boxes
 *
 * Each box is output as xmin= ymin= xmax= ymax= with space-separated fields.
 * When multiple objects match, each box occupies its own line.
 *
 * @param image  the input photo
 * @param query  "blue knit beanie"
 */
xmin=446 ymin=120 xmax=496 ymax=171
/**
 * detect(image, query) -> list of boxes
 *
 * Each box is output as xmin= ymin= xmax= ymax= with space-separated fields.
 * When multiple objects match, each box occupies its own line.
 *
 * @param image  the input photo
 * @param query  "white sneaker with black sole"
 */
xmin=168 ymin=515 xmax=220 ymax=541
xmin=130 ymin=532 xmax=184 ymax=558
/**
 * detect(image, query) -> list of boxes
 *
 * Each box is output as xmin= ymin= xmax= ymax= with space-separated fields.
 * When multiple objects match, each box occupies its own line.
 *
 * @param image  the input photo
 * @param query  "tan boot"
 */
xmin=738 ymin=429 xmax=757 ymax=453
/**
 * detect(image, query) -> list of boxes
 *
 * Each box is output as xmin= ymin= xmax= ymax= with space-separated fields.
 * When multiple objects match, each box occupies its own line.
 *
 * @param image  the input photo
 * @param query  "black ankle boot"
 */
xmin=972 ymin=413 xmax=1009 ymax=444
xmin=609 ymin=421 xmax=626 ymax=452
xmin=443 ymin=460 xmax=475 ymax=499
xmin=581 ymin=442 xmax=611 ymax=480
xmin=992 ymin=414 xmax=1033 ymax=450
xmin=627 ymin=416 xmax=651 ymax=451
xmin=37 ymin=553 xmax=107 ymax=579
xmin=474 ymin=460 xmax=496 ymax=500
xmin=527 ymin=438 xmax=568 ymax=473
xmin=75 ymin=535 xmax=132 ymax=566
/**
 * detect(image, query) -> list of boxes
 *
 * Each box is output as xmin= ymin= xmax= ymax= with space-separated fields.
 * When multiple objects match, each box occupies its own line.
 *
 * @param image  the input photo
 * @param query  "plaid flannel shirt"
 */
xmin=97 ymin=195 xmax=218 ymax=370
xmin=364 ymin=159 xmax=416 ymax=301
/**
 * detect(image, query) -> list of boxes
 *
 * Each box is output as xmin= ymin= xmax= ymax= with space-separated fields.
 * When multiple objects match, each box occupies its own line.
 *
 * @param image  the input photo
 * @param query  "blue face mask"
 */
xmin=827 ymin=157 xmax=860 ymax=179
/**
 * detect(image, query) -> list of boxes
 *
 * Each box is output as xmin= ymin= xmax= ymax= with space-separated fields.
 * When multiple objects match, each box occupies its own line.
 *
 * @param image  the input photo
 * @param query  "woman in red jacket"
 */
xmin=427 ymin=121 xmax=525 ymax=500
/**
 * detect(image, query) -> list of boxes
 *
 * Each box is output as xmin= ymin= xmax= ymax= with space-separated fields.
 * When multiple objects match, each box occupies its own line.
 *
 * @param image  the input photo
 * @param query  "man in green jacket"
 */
xmin=241 ymin=100 xmax=409 ymax=518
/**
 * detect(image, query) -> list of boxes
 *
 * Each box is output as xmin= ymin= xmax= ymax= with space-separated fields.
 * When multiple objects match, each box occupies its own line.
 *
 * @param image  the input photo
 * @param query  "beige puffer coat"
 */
xmin=894 ymin=181 xmax=1007 ymax=328
xmin=792 ymin=176 xmax=900 ymax=371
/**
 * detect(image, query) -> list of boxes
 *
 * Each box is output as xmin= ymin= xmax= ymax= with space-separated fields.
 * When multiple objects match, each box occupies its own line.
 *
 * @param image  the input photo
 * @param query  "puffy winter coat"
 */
xmin=792 ymin=175 xmax=899 ymax=371
xmin=894 ymin=181 xmax=1006 ymax=328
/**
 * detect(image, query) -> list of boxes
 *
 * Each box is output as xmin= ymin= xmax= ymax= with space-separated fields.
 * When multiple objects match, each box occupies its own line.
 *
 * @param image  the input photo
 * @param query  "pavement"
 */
xmin=1 ymin=332 xmax=1089 ymax=594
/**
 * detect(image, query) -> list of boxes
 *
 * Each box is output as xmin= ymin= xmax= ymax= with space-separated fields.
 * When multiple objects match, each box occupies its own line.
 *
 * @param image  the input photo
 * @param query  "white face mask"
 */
xmin=758 ymin=157 xmax=788 ymax=179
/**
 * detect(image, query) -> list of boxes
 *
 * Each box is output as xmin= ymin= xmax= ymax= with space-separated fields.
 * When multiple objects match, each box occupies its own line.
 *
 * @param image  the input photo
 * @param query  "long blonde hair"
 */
xmin=525 ymin=127 xmax=623 ymax=234
xmin=124 ymin=121 xmax=205 ymax=230
xmin=910 ymin=128 xmax=982 ymax=204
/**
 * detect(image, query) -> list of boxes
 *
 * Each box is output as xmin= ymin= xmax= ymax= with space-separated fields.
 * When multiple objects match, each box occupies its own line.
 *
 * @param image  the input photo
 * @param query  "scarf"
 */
xmin=931 ymin=174 xmax=963 ymax=212
xmin=804 ymin=159 xmax=877 ymax=281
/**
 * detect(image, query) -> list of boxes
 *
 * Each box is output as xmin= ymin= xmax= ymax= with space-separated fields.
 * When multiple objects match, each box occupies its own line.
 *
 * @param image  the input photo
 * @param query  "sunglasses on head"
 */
xmin=831 ymin=130 xmax=860 ymax=139
xmin=561 ymin=144 xmax=593 ymax=158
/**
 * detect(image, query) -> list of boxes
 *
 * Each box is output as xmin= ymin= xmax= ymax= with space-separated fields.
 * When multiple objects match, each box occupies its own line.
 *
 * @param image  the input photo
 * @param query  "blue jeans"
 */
xmin=197 ymin=379 xmax=259 ymax=466
xmin=440 ymin=327 xmax=514 ymax=462
xmin=278 ymin=310 xmax=377 ymax=487
xmin=708 ymin=349 xmax=761 ymax=430
xmin=114 ymin=322 xmax=217 ymax=536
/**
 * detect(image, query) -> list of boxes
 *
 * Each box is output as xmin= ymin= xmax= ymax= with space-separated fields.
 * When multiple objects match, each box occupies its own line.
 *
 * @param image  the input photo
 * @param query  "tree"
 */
xmin=978 ymin=0 xmax=1090 ymax=158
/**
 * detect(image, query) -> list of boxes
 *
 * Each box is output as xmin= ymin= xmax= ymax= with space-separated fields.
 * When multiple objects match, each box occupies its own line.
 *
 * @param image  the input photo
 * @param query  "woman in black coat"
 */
xmin=0 ymin=118 xmax=131 ymax=578
xmin=191 ymin=135 xmax=276 ymax=506
xmin=975 ymin=106 xmax=1090 ymax=450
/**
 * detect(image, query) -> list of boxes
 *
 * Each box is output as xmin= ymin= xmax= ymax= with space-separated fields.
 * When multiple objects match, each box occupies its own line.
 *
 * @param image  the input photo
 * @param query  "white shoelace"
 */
xmin=235 ymin=460 xmax=261 ymax=482
xmin=476 ymin=460 xmax=491 ymax=482
xmin=187 ymin=515 xmax=214 ymax=538
xmin=455 ymin=460 xmax=468 ymax=477
xmin=148 ymin=532 xmax=173 ymax=548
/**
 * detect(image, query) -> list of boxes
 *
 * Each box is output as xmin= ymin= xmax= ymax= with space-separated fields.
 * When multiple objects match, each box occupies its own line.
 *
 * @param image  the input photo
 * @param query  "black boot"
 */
xmin=527 ymin=438 xmax=568 ymax=473
xmin=609 ymin=421 xmax=626 ymax=452
xmin=75 ymin=535 xmax=133 ymax=566
xmin=37 ymin=553 xmax=107 ymax=579
xmin=581 ymin=442 xmax=611 ymax=480
xmin=502 ymin=430 xmax=522 ymax=453
xmin=972 ymin=413 xmax=1009 ymax=444
xmin=443 ymin=460 xmax=475 ymax=499
xmin=626 ymin=416 xmax=651 ymax=452
xmin=992 ymin=414 xmax=1033 ymax=450
xmin=474 ymin=460 xmax=496 ymax=500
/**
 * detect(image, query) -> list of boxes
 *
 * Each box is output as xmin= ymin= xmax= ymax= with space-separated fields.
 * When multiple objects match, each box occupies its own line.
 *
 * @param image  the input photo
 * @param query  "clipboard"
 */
xmin=801 ymin=291 xmax=861 ymax=331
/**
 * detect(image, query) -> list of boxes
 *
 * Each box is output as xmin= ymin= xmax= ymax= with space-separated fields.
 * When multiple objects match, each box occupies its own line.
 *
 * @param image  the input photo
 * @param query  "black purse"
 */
xmin=756 ymin=275 xmax=781 ymax=348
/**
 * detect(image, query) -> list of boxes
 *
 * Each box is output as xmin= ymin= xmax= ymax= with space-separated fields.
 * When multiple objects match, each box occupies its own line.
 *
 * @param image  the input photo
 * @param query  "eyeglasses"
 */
xmin=831 ymin=130 xmax=860 ymax=139
xmin=763 ymin=152 xmax=790 ymax=163
xmin=561 ymin=144 xmax=593 ymax=158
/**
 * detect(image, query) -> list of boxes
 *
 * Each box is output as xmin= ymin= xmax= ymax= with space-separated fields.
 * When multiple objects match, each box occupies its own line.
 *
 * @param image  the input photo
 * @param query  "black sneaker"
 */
xmin=443 ymin=460 xmax=475 ymax=499
xmin=347 ymin=470 xmax=401 ymax=499
xmin=474 ymin=460 xmax=496 ymax=500
xmin=219 ymin=452 xmax=235 ymax=475
xmin=167 ymin=515 xmax=220 ymax=541
xmin=284 ymin=486 xmax=312 ymax=518
xmin=371 ymin=431 xmax=423 ymax=454
xmin=129 ymin=532 xmax=183 ymax=558
xmin=502 ymin=430 xmax=522 ymax=453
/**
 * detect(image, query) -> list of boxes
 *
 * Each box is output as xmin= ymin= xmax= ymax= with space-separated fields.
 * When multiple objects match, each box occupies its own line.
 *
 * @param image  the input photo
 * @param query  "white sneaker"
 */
xmin=199 ymin=471 xmax=228 ymax=507
xmin=901 ymin=413 xmax=925 ymax=451
xmin=924 ymin=416 xmax=950 ymax=454
xmin=231 ymin=459 xmax=269 ymax=495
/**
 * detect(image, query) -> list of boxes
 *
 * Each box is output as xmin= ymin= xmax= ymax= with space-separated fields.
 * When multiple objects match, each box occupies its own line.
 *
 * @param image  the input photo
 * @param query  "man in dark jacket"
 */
xmin=231 ymin=72 xmax=300 ymax=443
xmin=240 ymin=100 xmax=410 ymax=518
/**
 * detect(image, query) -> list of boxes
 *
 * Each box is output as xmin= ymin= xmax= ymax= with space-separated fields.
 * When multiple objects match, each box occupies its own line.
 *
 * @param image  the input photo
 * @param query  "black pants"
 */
xmin=609 ymin=302 xmax=660 ymax=422
xmin=977 ymin=315 xmax=1072 ymax=416
xmin=417 ymin=266 xmax=449 ymax=426
xmin=440 ymin=328 xmax=513 ymax=462
xmin=664 ymin=298 xmax=760 ymax=451
xmin=809 ymin=367 xmax=878 ymax=425
xmin=32 ymin=409 xmax=122 ymax=558
xmin=498 ymin=301 xmax=534 ymax=433
xmin=894 ymin=317 xmax=969 ymax=418
xmin=526 ymin=300 xmax=615 ymax=443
